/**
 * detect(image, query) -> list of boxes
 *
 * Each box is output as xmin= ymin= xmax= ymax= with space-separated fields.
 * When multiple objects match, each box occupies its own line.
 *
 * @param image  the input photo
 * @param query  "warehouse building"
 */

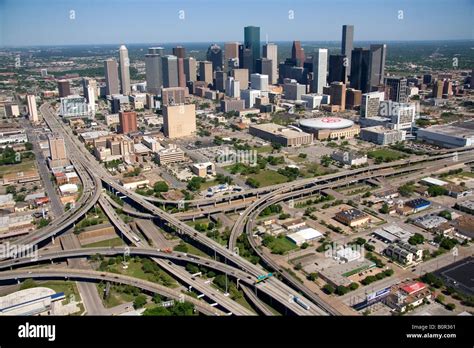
xmin=286 ymin=228 xmax=323 ymax=246
xmin=417 ymin=122 xmax=474 ymax=148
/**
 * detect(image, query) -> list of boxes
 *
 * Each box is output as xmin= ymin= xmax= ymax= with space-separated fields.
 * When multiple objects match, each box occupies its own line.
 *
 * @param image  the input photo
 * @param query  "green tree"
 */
xmin=133 ymin=294 xmax=147 ymax=309
xmin=153 ymin=181 xmax=169 ymax=192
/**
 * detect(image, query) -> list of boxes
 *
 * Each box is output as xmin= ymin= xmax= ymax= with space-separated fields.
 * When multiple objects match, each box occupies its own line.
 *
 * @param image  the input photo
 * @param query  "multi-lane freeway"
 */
xmin=3 ymin=102 xmax=473 ymax=317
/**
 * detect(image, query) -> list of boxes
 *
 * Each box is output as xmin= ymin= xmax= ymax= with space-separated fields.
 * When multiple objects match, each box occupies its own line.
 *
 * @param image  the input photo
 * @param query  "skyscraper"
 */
xmin=119 ymin=111 xmax=137 ymax=134
xmin=119 ymin=45 xmax=131 ymax=95
xmin=145 ymin=47 xmax=164 ymax=95
xmin=328 ymin=54 xmax=347 ymax=84
xmin=256 ymin=58 xmax=273 ymax=85
xmin=329 ymin=82 xmax=346 ymax=111
xmin=173 ymin=46 xmax=186 ymax=88
xmin=312 ymin=49 xmax=328 ymax=94
xmin=342 ymin=25 xmax=354 ymax=80
xmin=48 ymin=135 xmax=67 ymax=161
xmin=184 ymin=57 xmax=197 ymax=82
xmin=262 ymin=43 xmax=278 ymax=84
xmin=215 ymin=71 xmax=227 ymax=92
xmin=250 ymin=73 xmax=269 ymax=91
xmin=163 ymin=104 xmax=196 ymax=138
xmin=292 ymin=41 xmax=305 ymax=67
xmin=224 ymin=42 xmax=240 ymax=61
xmin=104 ymin=59 xmax=120 ymax=95
xmin=350 ymin=48 xmax=370 ymax=93
xmin=162 ymin=55 xmax=179 ymax=88
xmin=384 ymin=77 xmax=408 ymax=103
xmin=368 ymin=44 xmax=387 ymax=90
xmin=239 ymin=44 xmax=253 ymax=74
xmin=82 ymin=78 xmax=97 ymax=103
xmin=57 ymin=80 xmax=71 ymax=98
xmin=199 ymin=61 xmax=213 ymax=85
xmin=26 ymin=94 xmax=38 ymax=123
xmin=244 ymin=26 xmax=260 ymax=72
xmin=206 ymin=44 xmax=223 ymax=72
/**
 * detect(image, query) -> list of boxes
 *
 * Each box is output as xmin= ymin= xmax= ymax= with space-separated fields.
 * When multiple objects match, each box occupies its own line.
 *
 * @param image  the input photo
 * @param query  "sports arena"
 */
xmin=298 ymin=117 xmax=360 ymax=140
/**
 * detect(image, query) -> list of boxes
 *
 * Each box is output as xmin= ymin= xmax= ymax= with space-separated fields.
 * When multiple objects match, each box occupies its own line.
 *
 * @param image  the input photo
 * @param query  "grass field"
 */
xmin=247 ymin=170 xmax=288 ymax=186
xmin=368 ymin=149 xmax=406 ymax=162
xmin=0 ymin=160 xmax=36 ymax=178
xmin=82 ymin=237 xmax=125 ymax=248
xmin=264 ymin=235 xmax=298 ymax=254
xmin=254 ymin=145 xmax=273 ymax=154
xmin=105 ymin=259 xmax=178 ymax=288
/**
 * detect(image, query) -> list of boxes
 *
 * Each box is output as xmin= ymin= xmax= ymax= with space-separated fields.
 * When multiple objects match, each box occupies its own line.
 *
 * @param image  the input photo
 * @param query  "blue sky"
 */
xmin=0 ymin=0 xmax=473 ymax=46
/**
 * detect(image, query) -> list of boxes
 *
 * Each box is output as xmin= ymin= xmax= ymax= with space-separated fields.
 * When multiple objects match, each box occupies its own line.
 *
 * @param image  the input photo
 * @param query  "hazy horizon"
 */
xmin=0 ymin=0 xmax=472 ymax=47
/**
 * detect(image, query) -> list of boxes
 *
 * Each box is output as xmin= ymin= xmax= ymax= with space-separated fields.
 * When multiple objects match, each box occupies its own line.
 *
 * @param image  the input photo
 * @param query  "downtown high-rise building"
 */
xmin=328 ymin=54 xmax=347 ymax=84
xmin=184 ymin=57 xmax=197 ymax=82
xmin=256 ymin=58 xmax=273 ymax=86
xmin=244 ymin=26 xmax=260 ymax=73
xmin=26 ymin=94 xmax=38 ymax=123
xmin=225 ymin=76 xmax=240 ymax=98
xmin=224 ymin=42 xmax=239 ymax=60
xmin=163 ymin=104 xmax=196 ymax=138
xmin=173 ymin=46 xmax=187 ymax=88
xmin=145 ymin=47 xmax=164 ymax=95
xmin=104 ymin=59 xmax=120 ymax=95
xmin=341 ymin=25 xmax=354 ymax=80
xmin=239 ymin=44 xmax=253 ymax=74
xmin=207 ymin=44 xmax=223 ymax=72
xmin=48 ymin=135 xmax=67 ymax=161
xmin=215 ymin=71 xmax=227 ymax=92
xmin=384 ymin=76 xmax=408 ymax=103
xmin=57 ymin=80 xmax=71 ymax=98
xmin=312 ymin=48 xmax=328 ymax=94
xmin=162 ymin=55 xmax=179 ymax=88
xmin=262 ymin=43 xmax=278 ymax=84
xmin=250 ymin=73 xmax=269 ymax=91
xmin=82 ymin=78 xmax=98 ymax=103
xmin=119 ymin=45 xmax=131 ymax=95
xmin=350 ymin=48 xmax=371 ymax=93
xmin=368 ymin=44 xmax=387 ymax=90
xmin=119 ymin=111 xmax=137 ymax=134
xmin=199 ymin=61 xmax=213 ymax=85
xmin=291 ymin=41 xmax=305 ymax=67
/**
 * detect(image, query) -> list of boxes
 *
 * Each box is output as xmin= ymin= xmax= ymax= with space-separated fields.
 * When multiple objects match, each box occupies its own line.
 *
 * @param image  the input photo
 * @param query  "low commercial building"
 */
xmin=120 ymin=175 xmax=150 ymax=190
xmin=413 ymin=214 xmax=448 ymax=231
xmin=455 ymin=200 xmax=474 ymax=215
xmin=59 ymin=183 xmax=79 ymax=195
xmin=405 ymin=198 xmax=431 ymax=213
xmin=331 ymin=151 xmax=367 ymax=166
xmin=0 ymin=194 xmax=15 ymax=212
xmin=191 ymin=162 xmax=216 ymax=177
xmin=0 ymin=128 xmax=28 ymax=145
xmin=334 ymin=209 xmax=370 ymax=227
xmin=360 ymin=126 xmax=406 ymax=145
xmin=385 ymin=241 xmax=423 ymax=265
xmin=286 ymin=228 xmax=323 ymax=246
xmin=282 ymin=218 xmax=306 ymax=231
xmin=372 ymin=224 xmax=412 ymax=243
xmin=444 ymin=183 xmax=472 ymax=199
xmin=157 ymin=145 xmax=185 ymax=165
xmin=1 ymin=170 xmax=40 ymax=185
xmin=385 ymin=281 xmax=432 ymax=313
xmin=249 ymin=123 xmax=313 ymax=147
xmin=0 ymin=214 xmax=35 ymax=238
xmin=319 ymin=259 xmax=376 ymax=287
xmin=0 ymin=288 xmax=66 ymax=315
xmin=451 ymin=215 xmax=474 ymax=240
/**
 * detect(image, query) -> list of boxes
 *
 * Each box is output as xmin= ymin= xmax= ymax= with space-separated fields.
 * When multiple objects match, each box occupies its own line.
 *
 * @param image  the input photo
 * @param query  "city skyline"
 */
xmin=0 ymin=0 xmax=473 ymax=47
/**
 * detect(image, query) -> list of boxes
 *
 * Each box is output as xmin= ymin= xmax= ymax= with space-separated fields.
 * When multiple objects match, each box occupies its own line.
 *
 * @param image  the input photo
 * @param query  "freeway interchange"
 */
xmin=1 ymin=102 xmax=473 ymax=316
